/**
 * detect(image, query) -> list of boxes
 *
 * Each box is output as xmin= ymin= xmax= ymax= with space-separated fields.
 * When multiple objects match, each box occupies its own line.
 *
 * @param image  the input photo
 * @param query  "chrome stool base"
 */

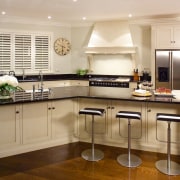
xmin=81 ymin=149 xmax=104 ymax=161
xmin=117 ymin=154 xmax=142 ymax=168
xmin=155 ymin=160 xmax=180 ymax=176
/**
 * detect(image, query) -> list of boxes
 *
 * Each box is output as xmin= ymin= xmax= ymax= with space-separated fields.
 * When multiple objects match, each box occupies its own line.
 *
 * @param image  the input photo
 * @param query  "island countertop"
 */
xmin=0 ymin=86 xmax=180 ymax=105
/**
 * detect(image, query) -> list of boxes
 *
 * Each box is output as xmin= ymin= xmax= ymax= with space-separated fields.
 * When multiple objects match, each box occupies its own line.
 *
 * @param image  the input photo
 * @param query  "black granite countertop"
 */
xmin=0 ymin=86 xmax=179 ymax=105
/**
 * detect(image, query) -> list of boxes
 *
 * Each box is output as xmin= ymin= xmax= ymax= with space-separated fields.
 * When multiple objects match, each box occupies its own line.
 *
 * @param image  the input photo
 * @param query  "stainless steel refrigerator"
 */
xmin=155 ymin=50 xmax=180 ymax=90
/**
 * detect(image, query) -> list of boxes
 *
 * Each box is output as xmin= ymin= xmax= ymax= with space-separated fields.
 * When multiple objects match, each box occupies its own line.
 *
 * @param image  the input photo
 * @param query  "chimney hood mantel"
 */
xmin=85 ymin=21 xmax=137 ymax=55
xmin=84 ymin=46 xmax=137 ymax=55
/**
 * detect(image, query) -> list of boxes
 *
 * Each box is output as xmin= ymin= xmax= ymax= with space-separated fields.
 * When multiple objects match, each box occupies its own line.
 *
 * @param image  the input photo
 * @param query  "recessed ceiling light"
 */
xmin=128 ymin=14 xmax=132 ymax=18
xmin=73 ymin=0 xmax=77 ymax=2
xmin=82 ymin=17 xmax=86 ymax=20
xmin=48 ymin=16 xmax=52 ymax=20
xmin=1 ymin=11 xmax=6 ymax=15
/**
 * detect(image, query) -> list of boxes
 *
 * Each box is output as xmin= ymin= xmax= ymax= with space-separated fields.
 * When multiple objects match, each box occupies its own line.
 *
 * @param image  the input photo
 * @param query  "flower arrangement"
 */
xmin=0 ymin=75 xmax=22 ymax=97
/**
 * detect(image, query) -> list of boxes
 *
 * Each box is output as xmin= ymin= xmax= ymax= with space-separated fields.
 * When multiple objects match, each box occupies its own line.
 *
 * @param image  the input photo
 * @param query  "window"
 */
xmin=0 ymin=31 xmax=52 ymax=74
xmin=0 ymin=33 xmax=11 ymax=71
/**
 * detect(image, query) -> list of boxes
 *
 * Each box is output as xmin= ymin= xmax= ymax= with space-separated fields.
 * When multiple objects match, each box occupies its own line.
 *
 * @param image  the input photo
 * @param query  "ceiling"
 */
xmin=1 ymin=0 xmax=180 ymax=25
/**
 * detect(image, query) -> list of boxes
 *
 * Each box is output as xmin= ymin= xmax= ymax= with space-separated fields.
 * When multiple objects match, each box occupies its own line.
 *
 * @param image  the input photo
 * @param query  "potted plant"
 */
xmin=0 ymin=75 xmax=22 ymax=99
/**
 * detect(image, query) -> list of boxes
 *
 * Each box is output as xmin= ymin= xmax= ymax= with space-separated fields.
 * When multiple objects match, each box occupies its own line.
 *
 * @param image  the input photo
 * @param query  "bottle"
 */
xmin=133 ymin=69 xmax=139 ymax=81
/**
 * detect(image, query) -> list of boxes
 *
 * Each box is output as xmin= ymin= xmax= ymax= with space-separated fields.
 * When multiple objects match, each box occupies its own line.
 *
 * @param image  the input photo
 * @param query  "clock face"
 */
xmin=54 ymin=38 xmax=71 ymax=56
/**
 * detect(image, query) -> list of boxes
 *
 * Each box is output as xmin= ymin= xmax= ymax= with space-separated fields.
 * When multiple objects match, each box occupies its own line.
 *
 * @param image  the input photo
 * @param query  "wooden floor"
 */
xmin=0 ymin=142 xmax=179 ymax=180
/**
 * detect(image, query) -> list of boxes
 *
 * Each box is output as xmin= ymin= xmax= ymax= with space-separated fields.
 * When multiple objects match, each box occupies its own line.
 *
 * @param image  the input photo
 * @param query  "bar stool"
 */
xmin=116 ymin=111 xmax=142 ymax=167
xmin=155 ymin=113 xmax=180 ymax=175
xmin=79 ymin=108 xmax=106 ymax=161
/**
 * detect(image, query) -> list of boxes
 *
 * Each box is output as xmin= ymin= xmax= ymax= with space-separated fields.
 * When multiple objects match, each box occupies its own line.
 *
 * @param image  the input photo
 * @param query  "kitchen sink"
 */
xmin=14 ymin=89 xmax=49 ymax=101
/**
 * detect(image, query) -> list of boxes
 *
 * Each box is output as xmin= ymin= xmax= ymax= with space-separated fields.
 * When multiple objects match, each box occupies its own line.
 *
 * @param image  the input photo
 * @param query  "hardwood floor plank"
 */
xmin=0 ymin=142 xmax=179 ymax=180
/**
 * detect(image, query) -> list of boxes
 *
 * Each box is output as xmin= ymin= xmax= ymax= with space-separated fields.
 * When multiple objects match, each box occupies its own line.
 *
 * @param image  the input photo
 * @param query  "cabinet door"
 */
xmin=51 ymin=99 xmax=75 ymax=141
xmin=111 ymin=101 xmax=146 ymax=143
xmin=156 ymin=26 xmax=173 ymax=48
xmin=0 ymin=105 xmax=21 ymax=148
xmin=173 ymin=26 xmax=180 ymax=47
xmin=22 ymin=102 xmax=51 ymax=144
xmin=78 ymin=98 xmax=109 ymax=140
xmin=147 ymin=103 xmax=180 ymax=144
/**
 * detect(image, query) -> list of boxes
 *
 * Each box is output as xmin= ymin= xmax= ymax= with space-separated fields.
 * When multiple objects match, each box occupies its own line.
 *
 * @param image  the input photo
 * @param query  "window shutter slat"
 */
xmin=0 ymin=34 xmax=11 ymax=71
xmin=15 ymin=35 xmax=31 ymax=70
xmin=35 ymin=36 xmax=49 ymax=71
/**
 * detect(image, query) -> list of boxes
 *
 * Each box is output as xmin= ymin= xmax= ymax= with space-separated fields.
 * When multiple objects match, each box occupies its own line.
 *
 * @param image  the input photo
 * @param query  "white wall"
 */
xmin=71 ymin=23 xmax=151 ymax=76
xmin=0 ymin=22 xmax=72 ymax=74
xmin=71 ymin=25 xmax=93 ymax=73
xmin=0 ymin=21 xmax=151 ymax=75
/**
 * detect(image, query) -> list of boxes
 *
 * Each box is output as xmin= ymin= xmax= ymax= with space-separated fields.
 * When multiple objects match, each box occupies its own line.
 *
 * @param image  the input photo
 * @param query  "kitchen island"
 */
xmin=0 ymin=86 xmax=180 ymax=158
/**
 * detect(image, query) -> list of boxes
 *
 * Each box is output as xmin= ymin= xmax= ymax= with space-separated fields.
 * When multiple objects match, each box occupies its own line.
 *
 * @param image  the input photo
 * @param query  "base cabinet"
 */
xmin=78 ymin=98 xmax=146 ymax=150
xmin=146 ymin=102 xmax=180 ymax=154
xmin=0 ymin=99 xmax=77 ymax=158
xmin=22 ymin=99 xmax=77 ymax=144
xmin=51 ymin=99 xmax=76 ymax=141
xmin=78 ymin=98 xmax=109 ymax=141
xmin=111 ymin=100 xmax=146 ymax=144
xmin=22 ymin=102 xmax=51 ymax=144
xmin=0 ymin=104 xmax=21 ymax=148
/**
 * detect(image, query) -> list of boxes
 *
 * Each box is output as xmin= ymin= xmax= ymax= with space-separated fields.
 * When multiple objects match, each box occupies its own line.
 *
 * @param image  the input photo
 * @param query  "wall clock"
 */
xmin=54 ymin=38 xmax=71 ymax=56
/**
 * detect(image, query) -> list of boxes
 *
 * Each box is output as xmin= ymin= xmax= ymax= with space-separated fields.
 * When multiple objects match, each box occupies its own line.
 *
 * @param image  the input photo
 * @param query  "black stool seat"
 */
xmin=157 ymin=113 xmax=180 ymax=122
xmin=116 ymin=111 xmax=141 ymax=120
xmin=79 ymin=107 xmax=105 ymax=162
xmin=156 ymin=113 xmax=180 ymax=175
xmin=79 ymin=108 xmax=105 ymax=116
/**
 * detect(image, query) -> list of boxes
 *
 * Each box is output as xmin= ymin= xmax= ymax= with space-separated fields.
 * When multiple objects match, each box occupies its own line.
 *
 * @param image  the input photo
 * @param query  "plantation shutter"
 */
xmin=14 ymin=34 xmax=31 ymax=70
xmin=0 ymin=33 xmax=11 ymax=71
xmin=35 ymin=35 xmax=49 ymax=71
xmin=0 ymin=31 xmax=51 ymax=73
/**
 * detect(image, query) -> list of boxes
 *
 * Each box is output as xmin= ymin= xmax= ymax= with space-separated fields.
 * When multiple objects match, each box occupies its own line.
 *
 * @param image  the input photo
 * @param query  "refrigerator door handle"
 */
xmin=169 ymin=51 xmax=172 ymax=89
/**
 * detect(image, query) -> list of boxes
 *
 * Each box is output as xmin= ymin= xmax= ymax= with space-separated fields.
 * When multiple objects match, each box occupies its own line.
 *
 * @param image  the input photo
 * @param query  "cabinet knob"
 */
xmin=111 ymin=107 xmax=115 ymax=109
xmin=107 ymin=106 xmax=111 ymax=109
xmin=16 ymin=111 xmax=19 ymax=114
xmin=52 ymin=107 xmax=55 ymax=110
xmin=48 ymin=107 xmax=51 ymax=110
xmin=147 ymin=109 xmax=151 ymax=112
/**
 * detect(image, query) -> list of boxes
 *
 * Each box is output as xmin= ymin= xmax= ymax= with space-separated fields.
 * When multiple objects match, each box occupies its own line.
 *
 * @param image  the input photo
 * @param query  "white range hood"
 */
xmin=85 ymin=20 xmax=137 ymax=54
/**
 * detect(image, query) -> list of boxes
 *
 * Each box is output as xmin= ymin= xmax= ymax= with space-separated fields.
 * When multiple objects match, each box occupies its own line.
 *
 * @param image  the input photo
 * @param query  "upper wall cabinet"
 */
xmin=153 ymin=25 xmax=180 ymax=49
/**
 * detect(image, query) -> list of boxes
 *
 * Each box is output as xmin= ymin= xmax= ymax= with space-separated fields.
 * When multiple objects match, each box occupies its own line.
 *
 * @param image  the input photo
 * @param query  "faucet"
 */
xmin=22 ymin=69 xmax=26 ymax=80
xmin=39 ymin=70 xmax=44 ymax=93
xmin=9 ymin=70 xmax=15 ymax=76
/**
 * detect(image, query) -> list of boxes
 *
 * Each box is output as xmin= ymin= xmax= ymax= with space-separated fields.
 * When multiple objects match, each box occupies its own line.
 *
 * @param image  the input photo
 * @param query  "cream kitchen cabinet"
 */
xmin=111 ymin=100 xmax=146 ymax=145
xmin=78 ymin=98 xmax=146 ymax=149
xmin=22 ymin=102 xmax=51 ymax=144
xmin=51 ymin=99 xmax=77 ymax=142
xmin=154 ymin=25 xmax=180 ymax=49
xmin=0 ymin=104 xmax=21 ymax=149
xmin=22 ymin=99 xmax=77 ymax=145
xmin=78 ymin=98 xmax=110 ymax=142
xmin=146 ymin=102 xmax=180 ymax=154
